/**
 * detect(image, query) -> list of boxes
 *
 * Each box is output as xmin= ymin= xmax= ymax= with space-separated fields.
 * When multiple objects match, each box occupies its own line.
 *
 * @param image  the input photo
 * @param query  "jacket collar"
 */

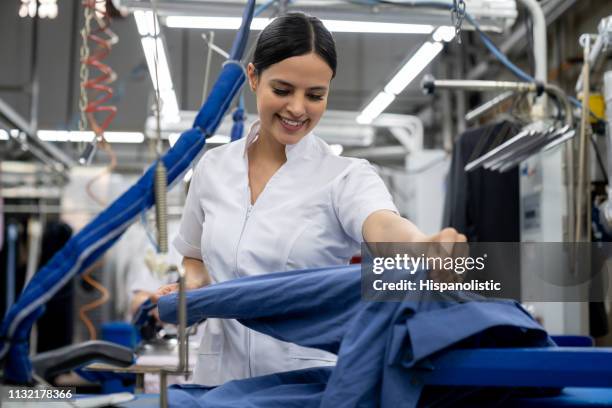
xmin=242 ymin=119 xmax=314 ymax=162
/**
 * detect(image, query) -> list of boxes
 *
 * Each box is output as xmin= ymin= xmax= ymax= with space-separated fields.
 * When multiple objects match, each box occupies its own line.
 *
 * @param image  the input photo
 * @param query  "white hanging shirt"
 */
xmin=173 ymin=120 xmax=398 ymax=385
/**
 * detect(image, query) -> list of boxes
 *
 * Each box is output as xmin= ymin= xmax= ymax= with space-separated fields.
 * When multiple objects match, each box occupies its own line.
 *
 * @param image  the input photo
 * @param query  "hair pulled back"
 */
xmin=252 ymin=12 xmax=337 ymax=78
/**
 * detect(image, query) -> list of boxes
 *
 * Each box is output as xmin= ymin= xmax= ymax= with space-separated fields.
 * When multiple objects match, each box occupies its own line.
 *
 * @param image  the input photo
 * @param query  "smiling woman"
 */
xmin=153 ymin=11 xmax=465 ymax=387
xmin=246 ymin=13 xmax=336 ymax=161
xmin=247 ymin=54 xmax=332 ymax=146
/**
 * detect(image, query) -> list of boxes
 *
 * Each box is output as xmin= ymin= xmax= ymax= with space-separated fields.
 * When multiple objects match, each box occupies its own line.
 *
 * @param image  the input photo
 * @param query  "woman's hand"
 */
xmin=363 ymin=211 xmax=468 ymax=282
xmin=425 ymin=227 xmax=467 ymax=254
xmin=424 ymin=227 xmax=468 ymax=283
xmin=150 ymin=283 xmax=179 ymax=304
xmin=150 ymin=257 xmax=211 ymax=304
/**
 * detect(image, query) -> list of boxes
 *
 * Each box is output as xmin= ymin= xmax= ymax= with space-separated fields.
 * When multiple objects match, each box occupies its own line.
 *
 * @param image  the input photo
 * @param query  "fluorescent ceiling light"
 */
xmin=0 ymin=129 xmax=9 ymax=140
xmin=104 ymin=132 xmax=146 ymax=143
xmin=323 ymin=20 xmax=432 ymax=34
xmin=37 ymin=130 xmax=144 ymax=143
xmin=207 ymin=135 xmax=232 ymax=144
xmin=135 ymin=11 xmax=180 ymax=122
xmin=169 ymin=132 xmax=230 ymax=147
xmin=134 ymin=10 xmax=160 ymax=36
xmin=384 ymin=41 xmax=443 ymax=96
xmin=354 ymin=25 xmax=452 ymax=125
xmin=141 ymin=38 xmax=173 ymax=93
xmin=432 ymin=26 xmax=456 ymax=42
xmin=140 ymin=37 xmax=180 ymax=121
xmin=166 ymin=16 xmax=269 ymax=30
xmin=38 ymin=130 xmax=87 ymax=142
xmin=356 ymin=92 xmax=395 ymax=125
xmin=357 ymin=40 xmax=444 ymax=124
xmin=165 ymin=16 xmax=434 ymax=34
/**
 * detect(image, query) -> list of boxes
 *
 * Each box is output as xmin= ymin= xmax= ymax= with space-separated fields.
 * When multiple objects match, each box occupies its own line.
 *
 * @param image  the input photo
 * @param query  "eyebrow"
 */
xmin=270 ymin=79 xmax=328 ymax=92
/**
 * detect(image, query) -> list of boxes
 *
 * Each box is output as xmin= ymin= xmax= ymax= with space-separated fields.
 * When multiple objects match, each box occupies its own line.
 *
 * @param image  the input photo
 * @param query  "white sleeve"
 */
xmin=173 ymin=160 xmax=205 ymax=259
xmin=331 ymin=160 xmax=398 ymax=243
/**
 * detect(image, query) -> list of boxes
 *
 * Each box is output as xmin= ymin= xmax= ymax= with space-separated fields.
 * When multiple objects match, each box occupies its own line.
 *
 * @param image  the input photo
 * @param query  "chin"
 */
xmin=274 ymin=126 xmax=310 ymax=145
xmin=275 ymin=133 xmax=303 ymax=146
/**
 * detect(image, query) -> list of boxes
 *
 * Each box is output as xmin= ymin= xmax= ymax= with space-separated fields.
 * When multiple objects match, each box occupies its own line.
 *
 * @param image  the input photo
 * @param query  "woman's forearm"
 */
xmin=183 ymin=257 xmax=212 ymax=288
xmin=362 ymin=209 xmax=467 ymax=263
xmin=363 ymin=210 xmax=428 ymax=243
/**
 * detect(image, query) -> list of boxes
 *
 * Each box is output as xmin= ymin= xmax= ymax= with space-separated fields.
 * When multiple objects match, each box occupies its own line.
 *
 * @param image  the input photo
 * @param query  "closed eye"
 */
xmin=273 ymin=88 xmax=290 ymax=96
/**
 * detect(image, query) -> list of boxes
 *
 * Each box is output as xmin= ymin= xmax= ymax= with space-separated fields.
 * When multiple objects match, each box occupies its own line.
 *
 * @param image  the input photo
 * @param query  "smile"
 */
xmin=277 ymin=115 xmax=308 ymax=131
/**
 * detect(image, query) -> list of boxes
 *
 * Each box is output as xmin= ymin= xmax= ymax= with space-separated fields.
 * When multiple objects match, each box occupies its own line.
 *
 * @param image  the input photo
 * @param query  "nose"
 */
xmin=286 ymin=94 xmax=306 ymax=118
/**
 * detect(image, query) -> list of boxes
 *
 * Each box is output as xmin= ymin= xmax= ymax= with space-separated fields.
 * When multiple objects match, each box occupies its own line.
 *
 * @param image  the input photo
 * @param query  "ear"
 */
xmin=247 ymin=63 xmax=258 ymax=92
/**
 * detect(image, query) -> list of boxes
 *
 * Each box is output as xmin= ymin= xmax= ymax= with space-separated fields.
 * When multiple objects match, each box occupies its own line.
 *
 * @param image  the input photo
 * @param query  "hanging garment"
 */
xmin=158 ymin=265 xmax=553 ymax=407
xmin=36 ymin=221 xmax=74 ymax=354
xmin=443 ymin=120 xmax=522 ymax=242
xmin=5 ymin=223 xmax=19 ymax=312
xmin=0 ymin=194 xmax=4 ymax=253
xmin=24 ymin=219 xmax=43 ymax=286
xmin=442 ymin=121 xmax=522 ymax=298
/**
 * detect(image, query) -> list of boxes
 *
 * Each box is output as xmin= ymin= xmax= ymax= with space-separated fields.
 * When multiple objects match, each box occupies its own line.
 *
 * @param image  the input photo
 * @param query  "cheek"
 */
xmin=257 ymin=93 xmax=283 ymax=116
xmin=307 ymin=101 xmax=327 ymax=121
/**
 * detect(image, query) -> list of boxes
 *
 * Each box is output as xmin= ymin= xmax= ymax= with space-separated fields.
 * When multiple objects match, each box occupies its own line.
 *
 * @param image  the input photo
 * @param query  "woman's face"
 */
xmin=247 ymin=52 xmax=333 ymax=147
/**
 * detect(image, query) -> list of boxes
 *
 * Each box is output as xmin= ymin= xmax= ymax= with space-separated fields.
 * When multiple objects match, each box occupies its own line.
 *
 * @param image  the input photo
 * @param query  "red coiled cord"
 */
xmin=78 ymin=0 xmax=118 ymax=340
xmin=82 ymin=0 xmax=117 ymax=137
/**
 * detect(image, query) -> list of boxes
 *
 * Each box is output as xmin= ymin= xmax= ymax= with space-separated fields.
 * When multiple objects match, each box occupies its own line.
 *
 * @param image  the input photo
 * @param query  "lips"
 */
xmin=277 ymin=114 xmax=308 ymax=132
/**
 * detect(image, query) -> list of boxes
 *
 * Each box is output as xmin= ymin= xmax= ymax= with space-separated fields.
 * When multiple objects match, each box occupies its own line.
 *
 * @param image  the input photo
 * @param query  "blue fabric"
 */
xmin=0 ymin=0 xmax=255 ymax=383
xmin=114 ymin=387 xmax=612 ymax=408
xmin=132 ymin=299 xmax=156 ymax=329
xmin=507 ymin=388 xmax=612 ymax=407
xmin=228 ymin=0 xmax=256 ymax=60
xmin=230 ymin=107 xmax=245 ymax=142
xmin=192 ymin=62 xmax=246 ymax=134
xmin=169 ymin=368 xmax=330 ymax=408
xmin=158 ymin=265 xmax=553 ymax=407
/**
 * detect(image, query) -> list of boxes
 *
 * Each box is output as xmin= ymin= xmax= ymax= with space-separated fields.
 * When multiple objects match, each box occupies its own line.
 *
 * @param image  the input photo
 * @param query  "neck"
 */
xmin=250 ymin=130 xmax=287 ymax=166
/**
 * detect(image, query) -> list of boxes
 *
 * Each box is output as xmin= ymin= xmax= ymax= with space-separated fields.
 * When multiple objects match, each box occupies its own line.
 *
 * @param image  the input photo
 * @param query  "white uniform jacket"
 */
xmin=173 ymin=120 xmax=398 ymax=385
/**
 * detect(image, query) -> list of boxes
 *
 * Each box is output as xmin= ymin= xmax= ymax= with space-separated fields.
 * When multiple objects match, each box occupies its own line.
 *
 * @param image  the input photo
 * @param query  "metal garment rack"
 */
xmin=464 ymin=90 xmax=516 ymax=123
xmin=421 ymin=77 xmax=575 ymax=173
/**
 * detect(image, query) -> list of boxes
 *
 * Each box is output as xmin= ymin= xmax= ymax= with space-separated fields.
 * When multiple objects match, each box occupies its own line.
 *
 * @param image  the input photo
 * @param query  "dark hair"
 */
xmin=252 ymin=13 xmax=337 ymax=78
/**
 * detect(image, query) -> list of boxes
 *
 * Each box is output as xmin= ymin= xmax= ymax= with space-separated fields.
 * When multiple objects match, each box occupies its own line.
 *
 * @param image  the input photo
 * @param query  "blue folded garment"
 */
xmin=168 ymin=367 xmax=331 ymax=408
xmin=159 ymin=265 xmax=552 ymax=407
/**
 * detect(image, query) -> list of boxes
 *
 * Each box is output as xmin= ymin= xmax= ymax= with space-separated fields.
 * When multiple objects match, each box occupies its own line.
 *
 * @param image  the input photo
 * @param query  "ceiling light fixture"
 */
xmin=383 ymin=41 xmax=444 ymax=96
xmin=168 ymin=132 xmax=230 ymax=147
xmin=19 ymin=0 xmax=58 ymax=19
xmin=165 ymin=16 xmax=433 ymax=34
xmin=134 ymin=11 xmax=180 ymax=122
xmin=356 ymin=27 xmax=453 ymax=124
xmin=357 ymin=92 xmax=396 ymax=125
xmin=36 ymin=130 xmax=145 ymax=143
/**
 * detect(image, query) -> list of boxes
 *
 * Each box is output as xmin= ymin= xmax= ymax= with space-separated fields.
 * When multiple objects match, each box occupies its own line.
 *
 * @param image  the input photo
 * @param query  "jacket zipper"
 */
xmin=234 ymin=202 xmax=253 ymax=277
xmin=234 ymin=195 xmax=253 ymax=377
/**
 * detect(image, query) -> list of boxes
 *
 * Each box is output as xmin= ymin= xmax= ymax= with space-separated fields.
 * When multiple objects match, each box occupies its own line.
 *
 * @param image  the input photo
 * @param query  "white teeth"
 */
xmin=280 ymin=117 xmax=304 ymax=127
